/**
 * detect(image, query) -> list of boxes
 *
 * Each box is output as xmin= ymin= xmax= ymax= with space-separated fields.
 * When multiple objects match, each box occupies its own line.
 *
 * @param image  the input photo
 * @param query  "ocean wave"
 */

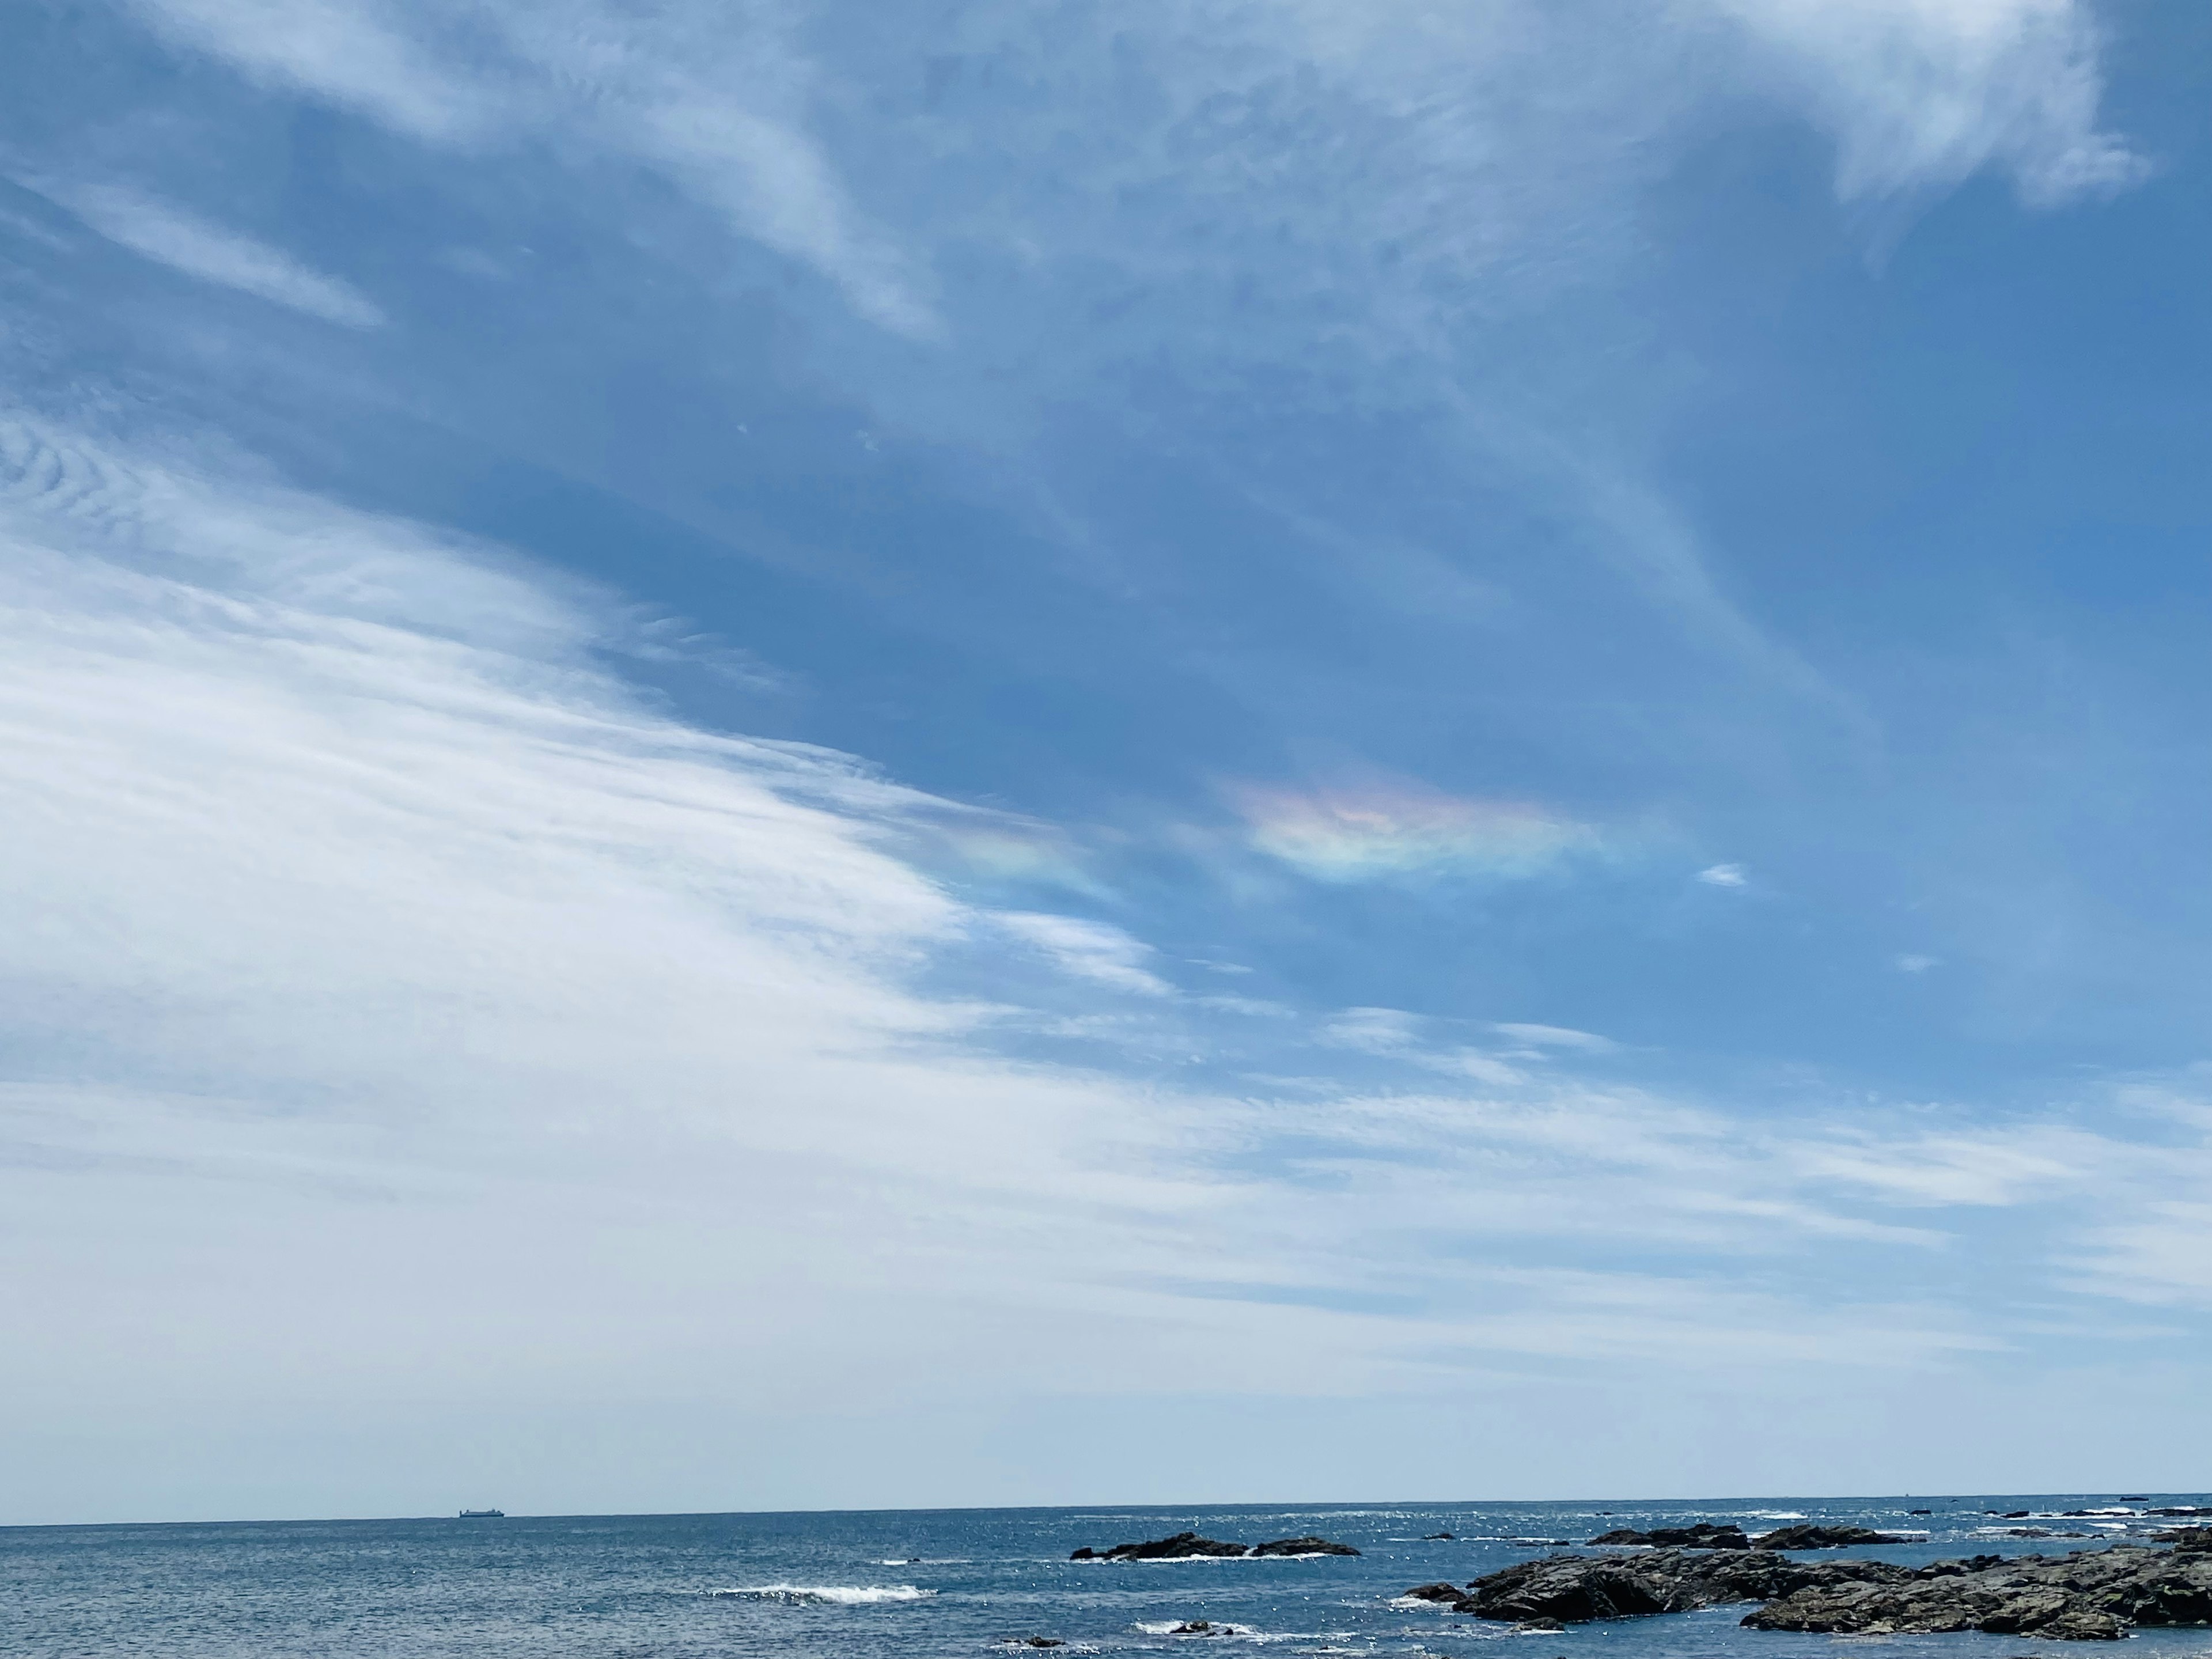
xmin=709 ymin=1584 xmax=935 ymax=1605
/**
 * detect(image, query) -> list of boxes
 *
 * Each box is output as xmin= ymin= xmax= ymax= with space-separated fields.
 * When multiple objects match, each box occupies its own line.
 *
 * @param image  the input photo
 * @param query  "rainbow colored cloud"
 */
xmin=1233 ymin=785 xmax=1605 ymax=882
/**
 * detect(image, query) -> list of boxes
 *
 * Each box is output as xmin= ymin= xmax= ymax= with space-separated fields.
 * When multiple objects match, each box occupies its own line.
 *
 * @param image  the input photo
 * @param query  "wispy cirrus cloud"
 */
xmin=119 ymin=0 xmax=934 ymax=334
xmin=1704 ymin=0 xmax=2144 ymax=207
xmin=33 ymin=180 xmax=384 ymax=327
xmin=994 ymin=911 xmax=1173 ymax=998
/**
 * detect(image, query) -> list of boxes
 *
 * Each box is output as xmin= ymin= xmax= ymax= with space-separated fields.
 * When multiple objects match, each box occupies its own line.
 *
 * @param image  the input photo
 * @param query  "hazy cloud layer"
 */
xmin=4 ymin=412 xmax=2203 ymax=1484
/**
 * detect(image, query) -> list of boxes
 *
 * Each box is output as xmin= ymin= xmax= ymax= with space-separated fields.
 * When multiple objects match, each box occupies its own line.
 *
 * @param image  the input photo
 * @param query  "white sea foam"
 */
xmin=709 ymin=1584 xmax=935 ymax=1605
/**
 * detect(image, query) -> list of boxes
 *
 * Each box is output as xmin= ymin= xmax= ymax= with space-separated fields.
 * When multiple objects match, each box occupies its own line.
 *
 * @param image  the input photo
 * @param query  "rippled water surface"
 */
xmin=6 ymin=1494 xmax=2211 ymax=1657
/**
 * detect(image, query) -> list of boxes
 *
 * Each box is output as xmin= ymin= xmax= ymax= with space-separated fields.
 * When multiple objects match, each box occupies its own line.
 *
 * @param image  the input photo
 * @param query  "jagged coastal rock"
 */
xmin=1745 ymin=1541 xmax=2212 ymax=1638
xmin=1071 ymin=1531 xmax=1359 ymax=1561
xmin=1403 ymin=1537 xmax=2212 ymax=1640
xmin=1458 ymin=1547 xmax=1896 ymax=1620
xmin=1071 ymin=1532 xmax=1244 ymax=1560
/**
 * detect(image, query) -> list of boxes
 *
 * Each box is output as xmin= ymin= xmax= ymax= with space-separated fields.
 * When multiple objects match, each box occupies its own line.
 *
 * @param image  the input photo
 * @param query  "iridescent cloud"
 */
xmin=1234 ymin=785 xmax=1605 ymax=883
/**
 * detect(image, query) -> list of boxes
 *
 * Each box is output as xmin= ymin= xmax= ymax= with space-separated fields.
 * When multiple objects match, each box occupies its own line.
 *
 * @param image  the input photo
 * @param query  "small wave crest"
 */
xmin=710 ymin=1584 xmax=934 ymax=1605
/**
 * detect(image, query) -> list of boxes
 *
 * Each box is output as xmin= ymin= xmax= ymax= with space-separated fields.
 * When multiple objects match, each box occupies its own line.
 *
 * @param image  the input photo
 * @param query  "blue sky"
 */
xmin=5 ymin=0 xmax=2212 ymax=1524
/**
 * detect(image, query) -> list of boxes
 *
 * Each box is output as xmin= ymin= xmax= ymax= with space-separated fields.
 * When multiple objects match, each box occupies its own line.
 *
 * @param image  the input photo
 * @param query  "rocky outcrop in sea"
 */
xmin=1403 ymin=1536 xmax=2212 ymax=1640
xmin=1581 ymin=1523 xmax=1907 ymax=1550
xmin=1071 ymin=1531 xmax=1358 ymax=1560
xmin=1745 ymin=1539 xmax=2212 ymax=1638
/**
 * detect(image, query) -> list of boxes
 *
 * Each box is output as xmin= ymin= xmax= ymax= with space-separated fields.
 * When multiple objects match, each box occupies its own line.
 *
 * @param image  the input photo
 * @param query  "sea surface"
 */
xmin=6 ymin=1494 xmax=2211 ymax=1657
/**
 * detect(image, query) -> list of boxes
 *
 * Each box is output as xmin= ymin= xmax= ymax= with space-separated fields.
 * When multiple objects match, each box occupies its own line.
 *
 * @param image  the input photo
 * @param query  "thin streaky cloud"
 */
xmin=45 ymin=181 xmax=385 ymax=327
xmin=994 ymin=911 xmax=1175 ymax=998
xmin=1493 ymin=1022 xmax=1617 ymax=1052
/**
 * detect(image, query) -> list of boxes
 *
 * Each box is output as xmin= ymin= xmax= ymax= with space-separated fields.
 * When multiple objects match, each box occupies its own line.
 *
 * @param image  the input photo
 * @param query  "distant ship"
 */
xmin=458 ymin=1509 xmax=505 ymax=1519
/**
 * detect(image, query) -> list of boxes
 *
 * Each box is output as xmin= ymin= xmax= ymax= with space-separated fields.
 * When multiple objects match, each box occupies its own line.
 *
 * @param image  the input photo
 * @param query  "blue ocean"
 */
xmin=6 ymin=1495 xmax=2209 ymax=1657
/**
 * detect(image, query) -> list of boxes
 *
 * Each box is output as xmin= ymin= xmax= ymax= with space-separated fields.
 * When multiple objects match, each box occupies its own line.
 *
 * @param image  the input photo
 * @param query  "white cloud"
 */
xmin=43 ymin=181 xmax=384 ymax=327
xmin=1698 ymin=862 xmax=1749 ymax=887
xmin=120 ymin=0 xmax=934 ymax=334
xmin=994 ymin=911 xmax=1174 ymax=997
xmin=1703 ymin=0 xmax=2143 ymax=207
xmin=1320 ymin=1006 xmax=1423 ymax=1054
xmin=1787 ymin=1124 xmax=2126 ymax=1207
xmin=1897 ymin=952 xmax=1940 ymax=972
xmin=5 ymin=408 xmax=2207 ymax=1517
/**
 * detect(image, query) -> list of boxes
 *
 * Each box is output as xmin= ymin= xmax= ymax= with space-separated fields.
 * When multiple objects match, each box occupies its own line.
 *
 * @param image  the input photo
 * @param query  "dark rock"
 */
xmin=2009 ymin=1529 xmax=2054 ymax=1539
xmin=1025 ymin=1640 xmax=1065 ymax=1648
xmin=2046 ymin=1613 xmax=2129 ymax=1640
xmin=1424 ymin=1532 xmax=1456 ymax=1540
xmin=1169 ymin=1620 xmax=1232 ymax=1636
xmin=1755 ymin=1525 xmax=1911 ymax=1550
xmin=1251 ymin=1535 xmax=1359 ymax=1556
xmin=1910 ymin=1510 xmax=1934 ymax=1516
xmin=1922 ymin=1555 xmax=2008 ymax=1577
xmin=1474 ymin=1559 xmax=1671 ymax=1622
xmin=2153 ymin=1528 xmax=2212 ymax=1552
xmin=1073 ymin=1528 xmax=1353 ymax=1560
xmin=1464 ymin=1547 xmax=1906 ymax=1623
xmin=1071 ymin=1531 xmax=1247 ymax=1560
xmin=1745 ymin=1541 xmax=2212 ymax=1639
xmin=1586 ymin=1524 xmax=1751 ymax=1550
xmin=2001 ymin=1512 xmax=2034 ymax=1520
xmin=1403 ymin=1584 xmax=1472 ymax=1604
xmin=1450 ymin=1541 xmax=2212 ymax=1640
xmin=1516 ymin=1618 xmax=1565 ymax=1631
